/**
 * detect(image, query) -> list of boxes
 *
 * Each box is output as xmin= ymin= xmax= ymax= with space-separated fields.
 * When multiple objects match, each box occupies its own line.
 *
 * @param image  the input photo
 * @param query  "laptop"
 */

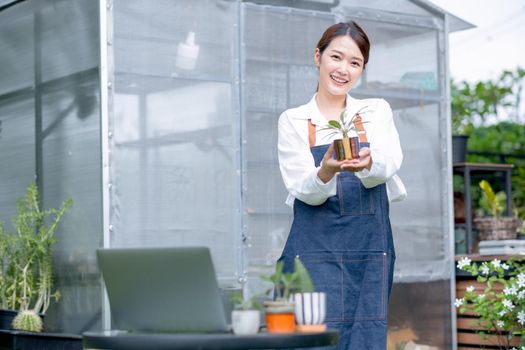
xmin=97 ymin=246 xmax=229 ymax=333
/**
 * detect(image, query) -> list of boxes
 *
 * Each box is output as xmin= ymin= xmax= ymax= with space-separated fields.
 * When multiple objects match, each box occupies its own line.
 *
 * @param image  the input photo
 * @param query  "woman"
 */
xmin=277 ymin=22 xmax=407 ymax=349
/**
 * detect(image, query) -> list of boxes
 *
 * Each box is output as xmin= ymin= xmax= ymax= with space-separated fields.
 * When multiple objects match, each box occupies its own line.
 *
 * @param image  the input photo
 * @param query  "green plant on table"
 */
xmin=456 ymin=256 xmax=525 ymax=349
xmin=261 ymin=256 xmax=315 ymax=301
xmin=230 ymin=290 xmax=261 ymax=311
xmin=0 ymin=182 xmax=72 ymax=332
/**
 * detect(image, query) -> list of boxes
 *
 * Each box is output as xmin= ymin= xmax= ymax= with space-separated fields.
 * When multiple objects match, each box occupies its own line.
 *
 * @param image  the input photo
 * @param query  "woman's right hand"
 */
xmin=317 ymin=144 xmax=345 ymax=183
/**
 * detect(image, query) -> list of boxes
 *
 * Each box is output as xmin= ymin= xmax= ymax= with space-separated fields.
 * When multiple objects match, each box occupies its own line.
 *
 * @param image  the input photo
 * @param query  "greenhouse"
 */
xmin=0 ymin=0 xmax=472 ymax=348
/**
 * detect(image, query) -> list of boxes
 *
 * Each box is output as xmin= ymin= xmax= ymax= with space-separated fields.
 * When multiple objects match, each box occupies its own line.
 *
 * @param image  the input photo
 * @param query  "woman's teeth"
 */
xmin=330 ymin=74 xmax=348 ymax=84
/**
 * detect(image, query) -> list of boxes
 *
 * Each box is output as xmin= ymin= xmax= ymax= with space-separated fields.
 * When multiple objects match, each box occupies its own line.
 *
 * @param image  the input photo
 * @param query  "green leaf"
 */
xmin=293 ymin=257 xmax=315 ymax=293
xmin=328 ymin=120 xmax=342 ymax=130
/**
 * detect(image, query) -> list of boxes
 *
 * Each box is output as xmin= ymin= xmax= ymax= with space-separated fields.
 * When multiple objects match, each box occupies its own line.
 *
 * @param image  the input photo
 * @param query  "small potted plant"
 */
xmin=0 ymin=182 xmax=72 ymax=332
xmin=230 ymin=291 xmax=261 ymax=335
xmin=291 ymin=258 xmax=326 ymax=333
xmin=474 ymin=180 xmax=519 ymax=241
xmin=261 ymin=260 xmax=296 ymax=333
xmin=319 ymin=106 xmax=369 ymax=161
xmin=456 ymin=256 xmax=525 ymax=349
xmin=261 ymin=256 xmax=325 ymax=333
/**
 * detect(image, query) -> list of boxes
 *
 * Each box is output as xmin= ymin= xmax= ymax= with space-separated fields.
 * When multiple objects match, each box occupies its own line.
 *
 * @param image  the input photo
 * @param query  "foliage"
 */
xmin=261 ymin=257 xmax=315 ymax=301
xmin=456 ymin=257 xmax=525 ymax=349
xmin=451 ymin=67 xmax=525 ymax=135
xmin=230 ymin=290 xmax=261 ymax=311
xmin=0 ymin=183 xmax=72 ymax=316
xmin=478 ymin=180 xmax=506 ymax=218
xmin=467 ymin=122 xmax=525 ymax=220
xmin=319 ymin=106 xmax=369 ymax=139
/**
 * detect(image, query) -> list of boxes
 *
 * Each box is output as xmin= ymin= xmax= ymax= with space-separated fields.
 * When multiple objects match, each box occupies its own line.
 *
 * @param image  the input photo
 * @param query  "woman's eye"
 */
xmin=331 ymin=55 xmax=341 ymax=61
xmin=351 ymin=61 xmax=361 ymax=67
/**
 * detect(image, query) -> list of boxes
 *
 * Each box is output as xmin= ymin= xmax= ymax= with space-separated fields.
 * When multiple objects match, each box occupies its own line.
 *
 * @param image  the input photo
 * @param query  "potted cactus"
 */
xmin=319 ymin=106 xmax=369 ymax=161
xmin=0 ymin=182 xmax=72 ymax=332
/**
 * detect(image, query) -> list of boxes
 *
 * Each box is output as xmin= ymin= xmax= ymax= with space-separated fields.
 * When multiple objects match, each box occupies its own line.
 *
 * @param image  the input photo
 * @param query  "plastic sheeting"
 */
xmin=0 ymin=0 xmax=456 ymax=346
xmin=0 ymin=0 xmax=102 ymax=333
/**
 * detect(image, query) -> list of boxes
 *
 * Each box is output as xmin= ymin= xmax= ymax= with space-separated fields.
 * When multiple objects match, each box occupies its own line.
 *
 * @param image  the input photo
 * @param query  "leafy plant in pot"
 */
xmin=320 ymin=107 xmax=369 ymax=161
xmin=261 ymin=257 xmax=324 ymax=333
xmin=230 ymin=291 xmax=261 ymax=335
xmin=474 ymin=180 xmax=519 ymax=241
xmin=0 ymin=183 xmax=72 ymax=332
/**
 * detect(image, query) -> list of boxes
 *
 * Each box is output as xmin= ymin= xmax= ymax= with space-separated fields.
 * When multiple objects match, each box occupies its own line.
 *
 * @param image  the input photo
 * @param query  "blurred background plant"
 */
xmin=452 ymin=67 xmax=525 ymax=220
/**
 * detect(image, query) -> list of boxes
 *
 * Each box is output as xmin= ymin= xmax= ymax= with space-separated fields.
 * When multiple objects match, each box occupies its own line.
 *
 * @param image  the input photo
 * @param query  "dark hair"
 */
xmin=316 ymin=21 xmax=370 ymax=67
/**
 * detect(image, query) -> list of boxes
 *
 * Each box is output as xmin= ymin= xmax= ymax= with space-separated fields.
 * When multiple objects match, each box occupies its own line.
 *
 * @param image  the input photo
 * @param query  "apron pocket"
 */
xmin=338 ymin=174 xmax=375 ymax=216
xmin=288 ymin=253 xmax=343 ymax=323
xmin=342 ymin=252 xmax=387 ymax=321
xmin=284 ymin=252 xmax=387 ymax=323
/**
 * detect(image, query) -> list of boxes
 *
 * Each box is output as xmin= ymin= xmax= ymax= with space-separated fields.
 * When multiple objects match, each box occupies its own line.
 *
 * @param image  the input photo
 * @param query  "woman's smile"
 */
xmin=329 ymin=73 xmax=349 ymax=86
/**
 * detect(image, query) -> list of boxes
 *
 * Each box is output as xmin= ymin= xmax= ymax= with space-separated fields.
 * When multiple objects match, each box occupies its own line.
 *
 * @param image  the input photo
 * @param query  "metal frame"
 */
xmin=442 ymin=12 xmax=458 ymax=350
xmin=99 ymin=0 xmax=111 ymax=331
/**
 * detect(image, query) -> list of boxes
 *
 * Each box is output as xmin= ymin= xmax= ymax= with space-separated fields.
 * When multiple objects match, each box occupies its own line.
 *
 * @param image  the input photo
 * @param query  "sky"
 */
xmin=428 ymin=0 xmax=525 ymax=83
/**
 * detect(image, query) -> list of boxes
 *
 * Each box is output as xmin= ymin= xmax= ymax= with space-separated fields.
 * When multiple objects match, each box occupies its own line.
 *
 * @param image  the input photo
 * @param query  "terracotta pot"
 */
xmin=334 ymin=137 xmax=359 ymax=161
xmin=474 ymin=217 xmax=519 ymax=241
xmin=263 ymin=300 xmax=295 ymax=333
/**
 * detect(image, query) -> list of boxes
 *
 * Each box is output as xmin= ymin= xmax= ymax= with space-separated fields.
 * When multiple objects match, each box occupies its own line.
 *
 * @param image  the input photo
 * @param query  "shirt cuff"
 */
xmin=314 ymin=167 xmax=338 ymax=196
xmin=355 ymin=152 xmax=383 ymax=179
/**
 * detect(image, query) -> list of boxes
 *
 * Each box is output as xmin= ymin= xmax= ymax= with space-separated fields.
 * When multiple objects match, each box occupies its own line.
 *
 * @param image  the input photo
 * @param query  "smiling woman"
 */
xmin=277 ymin=22 xmax=407 ymax=350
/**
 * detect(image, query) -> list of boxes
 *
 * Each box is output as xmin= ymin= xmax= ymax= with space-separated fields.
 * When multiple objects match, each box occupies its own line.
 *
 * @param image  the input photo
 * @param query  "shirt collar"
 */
xmin=290 ymin=93 xmax=364 ymax=126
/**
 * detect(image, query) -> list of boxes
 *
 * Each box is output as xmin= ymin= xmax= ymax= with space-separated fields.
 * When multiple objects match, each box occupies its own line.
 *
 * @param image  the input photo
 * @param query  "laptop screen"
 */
xmin=97 ymin=246 xmax=228 ymax=333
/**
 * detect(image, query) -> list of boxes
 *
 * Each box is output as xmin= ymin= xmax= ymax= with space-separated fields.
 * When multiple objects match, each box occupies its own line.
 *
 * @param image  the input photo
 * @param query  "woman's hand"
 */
xmin=317 ymin=144 xmax=345 ymax=183
xmin=340 ymin=147 xmax=372 ymax=172
xmin=318 ymin=146 xmax=373 ymax=183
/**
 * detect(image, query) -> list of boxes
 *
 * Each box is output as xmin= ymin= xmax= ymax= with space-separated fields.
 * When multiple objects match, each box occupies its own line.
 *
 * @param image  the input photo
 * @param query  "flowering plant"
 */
xmin=456 ymin=256 xmax=525 ymax=349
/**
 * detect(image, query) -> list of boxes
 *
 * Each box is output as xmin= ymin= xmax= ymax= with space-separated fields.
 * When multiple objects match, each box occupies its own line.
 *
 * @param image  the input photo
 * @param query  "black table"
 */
xmin=83 ymin=330 xmax=340 ymax=350
xmin=0 ymin=329 xmax=82 ymax=350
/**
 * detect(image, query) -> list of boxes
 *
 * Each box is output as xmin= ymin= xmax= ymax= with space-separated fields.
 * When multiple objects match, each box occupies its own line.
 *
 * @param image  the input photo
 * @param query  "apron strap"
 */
xmin=354 ymin=114 xmax=368 ymax=143
xmin=308 ymin=119 xmax=316 ymax=148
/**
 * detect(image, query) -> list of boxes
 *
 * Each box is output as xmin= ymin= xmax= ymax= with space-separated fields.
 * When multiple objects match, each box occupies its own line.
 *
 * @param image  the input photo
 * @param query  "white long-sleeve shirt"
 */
xmin=278 ymin=94 xmax=407 ymax=207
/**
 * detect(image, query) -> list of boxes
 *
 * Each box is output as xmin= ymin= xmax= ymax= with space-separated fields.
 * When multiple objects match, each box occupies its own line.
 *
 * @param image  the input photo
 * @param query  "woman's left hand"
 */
xmin=340 ymin=147 xmax=372 ymax=172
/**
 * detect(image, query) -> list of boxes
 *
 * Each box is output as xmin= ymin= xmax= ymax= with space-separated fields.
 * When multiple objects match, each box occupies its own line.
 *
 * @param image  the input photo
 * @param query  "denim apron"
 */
xmin=280 ymin=119 xmax=395 ymax=350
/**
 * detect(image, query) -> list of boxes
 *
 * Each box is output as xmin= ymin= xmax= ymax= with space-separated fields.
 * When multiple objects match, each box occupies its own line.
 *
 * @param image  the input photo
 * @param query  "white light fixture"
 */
xmin=175 ymin=31 xmax=199 ymax=71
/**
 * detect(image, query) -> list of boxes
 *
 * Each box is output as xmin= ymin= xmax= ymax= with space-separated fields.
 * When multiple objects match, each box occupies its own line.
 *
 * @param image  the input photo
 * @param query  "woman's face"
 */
xmin=314 ymin=35 xmax=364 ymax=97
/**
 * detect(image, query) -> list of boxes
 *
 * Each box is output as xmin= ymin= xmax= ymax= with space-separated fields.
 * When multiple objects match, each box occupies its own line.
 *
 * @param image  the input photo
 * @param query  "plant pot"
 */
xmin=231 ymin=309 xmax=260 ymax=335
xmin=474 ymin=217 xmax=520 ymax=241
xmin=293 ymin=292 xmax=327 ymax=333
xmin=0 ymin=329 xmax=82 ymax=350
xmin=0 ymin=309 xmax=46 ymax=331
xmin=334 ymin=137 xmax=359 ymax=161
xmin=263 ymin=300 xmax=295 ymax=334
xmin=0 ymin=309 xmax=17 ymax=330
xmin=452 ymin=135 xmax=469 ymax=164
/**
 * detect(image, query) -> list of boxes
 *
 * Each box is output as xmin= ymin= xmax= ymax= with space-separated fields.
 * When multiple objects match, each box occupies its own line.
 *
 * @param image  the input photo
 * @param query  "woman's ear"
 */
xmin=314 ymin=48 xmax=320 ymax=67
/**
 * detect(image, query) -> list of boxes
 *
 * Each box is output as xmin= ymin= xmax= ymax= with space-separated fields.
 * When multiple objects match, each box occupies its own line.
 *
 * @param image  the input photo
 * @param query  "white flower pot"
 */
xmin=293 ymin=292 xmax=327 ymax=332
xmin=231 ymin=310 xmax=260 ymax=335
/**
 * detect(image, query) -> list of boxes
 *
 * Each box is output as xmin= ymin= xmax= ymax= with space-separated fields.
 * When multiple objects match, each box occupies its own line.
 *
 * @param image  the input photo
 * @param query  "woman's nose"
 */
xmin=336 ymin=61 xmax=348 ymax=74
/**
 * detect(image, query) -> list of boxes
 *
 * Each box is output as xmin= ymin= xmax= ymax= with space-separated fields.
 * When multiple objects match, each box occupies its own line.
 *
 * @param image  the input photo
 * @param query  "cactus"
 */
xmin=12 ymin=310 xmax=43 ymax=332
